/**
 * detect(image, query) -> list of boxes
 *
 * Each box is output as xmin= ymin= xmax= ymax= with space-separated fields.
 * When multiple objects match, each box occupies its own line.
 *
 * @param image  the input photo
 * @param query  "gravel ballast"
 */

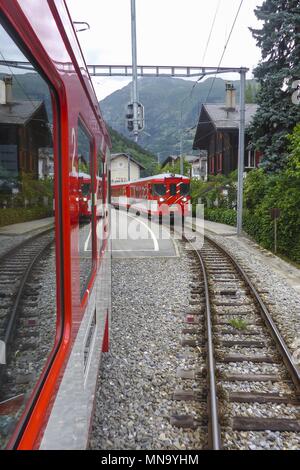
xmin=89 ymin=245 xmax=208 ymax=450
xmin=204 ymin=231 xmax=300 ymax=365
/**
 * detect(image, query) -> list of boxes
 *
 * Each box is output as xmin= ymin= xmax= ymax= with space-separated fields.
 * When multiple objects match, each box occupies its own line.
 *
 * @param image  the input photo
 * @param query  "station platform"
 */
xmin=111 ymin=209 xmax=177 ymax=258
xmin=192 ymin=218 xmax=300 ymax=294
xmin=0 ymin=217 xmax=54 ymax=236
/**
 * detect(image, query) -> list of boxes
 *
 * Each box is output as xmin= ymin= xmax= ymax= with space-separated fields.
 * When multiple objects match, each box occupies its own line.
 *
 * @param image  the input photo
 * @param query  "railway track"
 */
xmin=0 ymin=229 xmax=54 ymax=378
xmin=171 ymin=224 xmax=300 ymax=450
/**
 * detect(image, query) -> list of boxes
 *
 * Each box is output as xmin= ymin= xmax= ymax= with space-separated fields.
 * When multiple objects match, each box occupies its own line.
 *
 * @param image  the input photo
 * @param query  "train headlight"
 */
xmin=83 ymin=197 xmax=88 ymax=202
xmin=159 ymin=197 xmax=165 ymax=202
xmin=182 ymin=197 xmax=187 ymax=202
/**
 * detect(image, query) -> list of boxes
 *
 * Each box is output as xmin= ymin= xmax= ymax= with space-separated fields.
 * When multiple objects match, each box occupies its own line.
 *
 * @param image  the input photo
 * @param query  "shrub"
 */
xmin=0 ymin=206 xmax=52 ymax=227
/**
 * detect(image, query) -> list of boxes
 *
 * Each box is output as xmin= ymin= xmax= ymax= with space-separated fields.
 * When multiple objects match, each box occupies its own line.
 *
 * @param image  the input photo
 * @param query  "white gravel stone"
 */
xmin=89 ymin=243 xmax=208 ymax=450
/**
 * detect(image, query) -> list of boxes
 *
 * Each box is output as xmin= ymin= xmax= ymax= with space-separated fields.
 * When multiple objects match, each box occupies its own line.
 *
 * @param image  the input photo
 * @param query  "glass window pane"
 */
xmin=0 ymin=22 xmax=58 ymax=448
xmin=96 ymin=151 xmax=104 ymax=250
xmin=170 ymin=184 xmax=176 ymax=196
xmin=78 ymin=123 xmax=93 ymax=296
xmin=180 ymin=183 xmax=190 ymax=196
xmin=153 ymin=184 xmax=166 ymax=196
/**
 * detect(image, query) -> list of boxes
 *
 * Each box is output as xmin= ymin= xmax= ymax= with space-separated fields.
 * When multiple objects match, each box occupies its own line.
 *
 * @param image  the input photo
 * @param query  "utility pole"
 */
xmin=237 ymin=68 xmax=246 ymax=236
xmin=130 ymin=0 xmax=139 ymax=142
xmin=127 ymin=153 xmax=131 ymax=181
xmin=180 ymin=132 xmax=184 ymax=175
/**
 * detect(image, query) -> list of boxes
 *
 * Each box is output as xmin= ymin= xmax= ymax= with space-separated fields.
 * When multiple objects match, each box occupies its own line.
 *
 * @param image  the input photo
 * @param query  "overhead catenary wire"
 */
xmin=0 ymin=48 xmax=44 ymax=113
xmin=178 ymin=0 xmax=222 ymax=134
xmin=189 ymin=0 xmax=222 ymax=97
xmin=204 ymin=0 xmax=245 ymax=105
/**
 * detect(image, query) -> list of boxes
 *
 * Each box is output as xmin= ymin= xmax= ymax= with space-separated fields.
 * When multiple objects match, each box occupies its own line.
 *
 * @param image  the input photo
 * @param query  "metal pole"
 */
xmin=237 ymin=68 xmax=246 ymax=236
xmin=180 ymin=132 xmax=184 ymax=175
xmin=274 ymin=218 xmax=277 ymax=254
xmin=130 ymin=0 xmax=139 ymax=142
xmin=128 ymin=154 xmax=131 ymax=181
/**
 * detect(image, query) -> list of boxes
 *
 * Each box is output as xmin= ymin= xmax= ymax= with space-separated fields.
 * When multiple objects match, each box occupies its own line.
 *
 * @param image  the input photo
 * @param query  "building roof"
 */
xmin=111 ymin=153 xmax=146 ymax=170
xmin=111 ymin=173 xmax=189 ymax=186
xmin=0 ymin=100 xmax=44 ymax=125
xmin=161 ymin=155 xmax=179 ymax=167
xmin=203 ymin=103 xmax=258 ymax=129
xmin=193 ymin=103 xmax=258 ymax=150
xmin=162 ymin=153 xmax=207 ymax=167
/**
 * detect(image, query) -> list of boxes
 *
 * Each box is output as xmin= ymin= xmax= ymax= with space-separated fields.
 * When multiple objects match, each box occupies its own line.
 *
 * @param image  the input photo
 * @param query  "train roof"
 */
xmin=111 ymin=174 xmax=190 ymax=186
xmin=78 ymin=172 xmax=90 ymax=179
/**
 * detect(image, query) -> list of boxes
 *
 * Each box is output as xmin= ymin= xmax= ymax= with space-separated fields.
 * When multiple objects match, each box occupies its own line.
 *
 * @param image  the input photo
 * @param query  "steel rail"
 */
xmin=0 ymin=226 xmax=54 ymax=264
xmin=182 ymin=234 xmax=222 ymax=450
xmin=0 ymin=232 xmax=54 ymax=383
xmin=204 ymin=234 xmax=300 ymax=395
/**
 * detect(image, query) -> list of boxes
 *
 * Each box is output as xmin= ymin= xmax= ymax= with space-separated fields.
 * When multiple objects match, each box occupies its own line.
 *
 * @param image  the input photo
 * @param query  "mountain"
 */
xmin=108 ymin=125 xmax=156 ymax=175
xmin=100 ymin=76 xmax=258 ymax=160
xmin=0 ymin=72 xmax=156 ymax=174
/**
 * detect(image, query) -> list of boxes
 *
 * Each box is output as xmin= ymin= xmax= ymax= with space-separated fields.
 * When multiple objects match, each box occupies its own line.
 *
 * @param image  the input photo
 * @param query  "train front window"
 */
xmin=180 ymin=183 xmax=190 ymax=196
xmin=153 ymin=184 xmax=166 ymax=196
xmin=81 ymin=183 xmax=90 ymax=196
xmin=0 ymin=21 xmax=58 ymax=448
xmin=170 ymin=184 xmax=176 ymax=196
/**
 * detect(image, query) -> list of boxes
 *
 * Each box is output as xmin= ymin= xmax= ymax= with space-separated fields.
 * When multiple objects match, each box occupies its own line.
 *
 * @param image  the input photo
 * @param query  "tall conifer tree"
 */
xmin=249 ymin=0 xmax=300 ymax=171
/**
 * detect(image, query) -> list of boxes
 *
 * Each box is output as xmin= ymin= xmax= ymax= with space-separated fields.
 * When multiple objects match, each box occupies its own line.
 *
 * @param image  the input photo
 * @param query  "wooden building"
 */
xmin=0 ymin=88 xmax=52 ymax=183
xmin=192 ymin=84 xmax=261 ymax=176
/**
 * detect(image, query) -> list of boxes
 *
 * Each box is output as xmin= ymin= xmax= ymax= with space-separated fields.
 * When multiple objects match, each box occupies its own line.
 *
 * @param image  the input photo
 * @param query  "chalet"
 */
xmin=110 ymin=153 xmax=145 ymax=182
xmin=192 ymin=83 xmax=261 ymax=176
xmin=0 ymin=77 xmax=52 ymax=188
xmin=161 ymin=152 xmax=207 ymax=180
xmin=188 ymin=152 xmax=208 ymax=180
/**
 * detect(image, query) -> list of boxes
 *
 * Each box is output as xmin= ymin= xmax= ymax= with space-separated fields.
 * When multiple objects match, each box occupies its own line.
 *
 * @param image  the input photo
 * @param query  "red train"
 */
xmin=78 ymin=172 xmax=104 ymax=221
xmin=111 ymin=174 xmax=191 ymax=218
xmin=0 ymin=0 xmax=110 ymax=449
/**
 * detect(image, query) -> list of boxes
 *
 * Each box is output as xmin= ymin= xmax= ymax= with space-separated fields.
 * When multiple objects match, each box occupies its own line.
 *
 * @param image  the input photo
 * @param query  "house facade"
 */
xmin=161 ymin=153 xmax=208 ymax=180
xmin=0 ymin=77 xmax=52 ymax=185
xmin=110 ymin=153 xmax=145 ymax=182
xmin=193 ymin=83 xmax=262 ymax=177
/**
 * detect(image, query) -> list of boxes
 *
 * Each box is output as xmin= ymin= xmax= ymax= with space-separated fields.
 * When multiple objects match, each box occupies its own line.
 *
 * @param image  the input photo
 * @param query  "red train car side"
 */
xmin=0 ymin=0 xmax=111 ymax=450
xmin=111 ymin=174 xmax=191 ymax=217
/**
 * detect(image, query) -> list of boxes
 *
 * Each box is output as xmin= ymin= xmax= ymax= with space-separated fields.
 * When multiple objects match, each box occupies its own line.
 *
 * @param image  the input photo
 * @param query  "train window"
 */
xmin=0 ymin=22 xmax=59 ymax=447
xmin=78 ymin=122 xmax=93 ymax=297
xmin=81 ymin=183 xmax=90 ymax=196
xmin=153 ymin=184 xmax=166 ymax=196
xmin=96 ymin=150 xmax=104 ymax=250
xmin=170 ymin=184 xmax=177 ymax=196
xmin=180 ymin=183 xmax=190 ymax=196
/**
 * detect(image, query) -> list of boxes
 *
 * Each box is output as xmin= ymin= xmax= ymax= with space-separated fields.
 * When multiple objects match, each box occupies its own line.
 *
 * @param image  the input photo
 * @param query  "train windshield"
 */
xmin=153 ymin=184 xmax=166 ymax=196
xmin=81 ymin=183 xmax=90 ymax=196
xmin=170 ymin=184 xmax=176 ymax=196
xmin=180 ymin=183 xmax=190 ymax=196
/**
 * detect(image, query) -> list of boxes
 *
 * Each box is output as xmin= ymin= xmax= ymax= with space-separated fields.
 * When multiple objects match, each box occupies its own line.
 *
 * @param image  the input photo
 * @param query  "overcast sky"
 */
xmin=66 ymin=0 xmax=264 ymax=100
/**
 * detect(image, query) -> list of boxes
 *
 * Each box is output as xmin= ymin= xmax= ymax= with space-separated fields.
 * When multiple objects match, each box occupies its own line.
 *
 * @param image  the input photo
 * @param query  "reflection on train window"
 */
xmin=81 ymin=183 xmax=90 ymax=196
xmin=170 ymin=184 xmax=176 ymax=196
xmin=0 ymin=23 xmax=57 ymax=448
xmin=180 ymin=183 xmax=190 ymax=196
xmin=96 ymin=151 xmax=104 ymax=250
xmin=78 ymin=122 xmax=93 ymax=297
xmin=153 ymin=184 xmax=166 ymax=196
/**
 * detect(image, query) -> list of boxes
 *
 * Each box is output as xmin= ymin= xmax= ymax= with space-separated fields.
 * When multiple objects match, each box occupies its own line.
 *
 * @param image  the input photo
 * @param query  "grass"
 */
xmin=228 ymin=318 xmax=248 ymax=331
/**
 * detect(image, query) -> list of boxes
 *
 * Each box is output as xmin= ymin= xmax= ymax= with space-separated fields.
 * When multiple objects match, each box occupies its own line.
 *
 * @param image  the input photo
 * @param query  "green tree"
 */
xmin=249 ymin=0 xmax=300 ymax=172
xmin=245 ymin=82 xmax=259 ymax=104
xmin=160 ymin=158 xmax=191 ymax=176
